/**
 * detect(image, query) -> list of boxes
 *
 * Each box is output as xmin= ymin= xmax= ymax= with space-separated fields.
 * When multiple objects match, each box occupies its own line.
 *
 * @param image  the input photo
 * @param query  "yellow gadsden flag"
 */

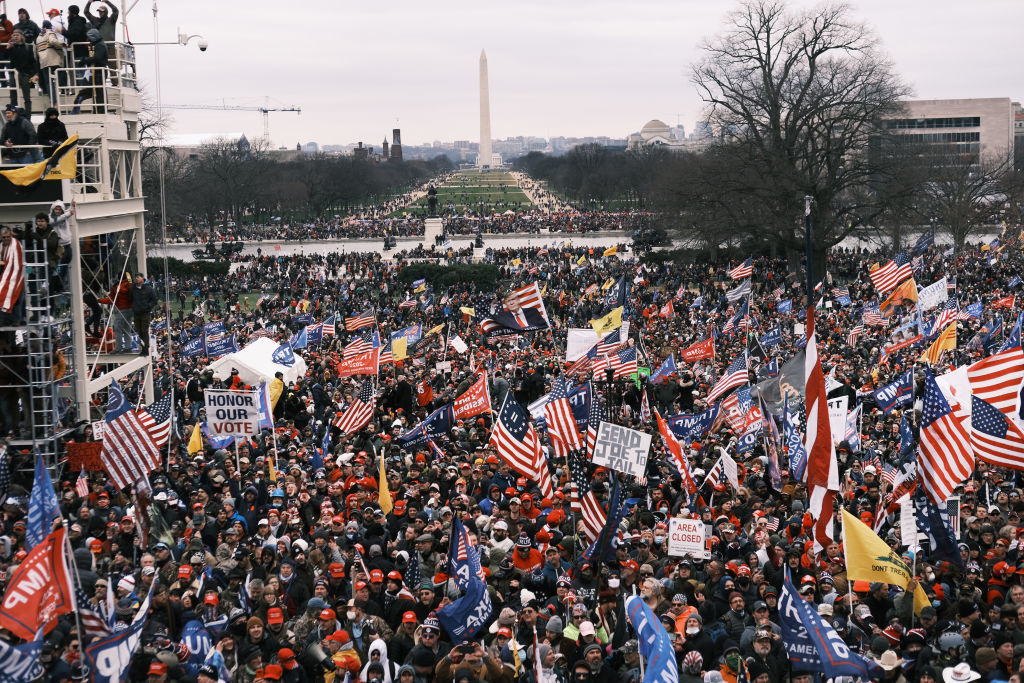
xmin=842 ymin=509 xmax=930 ymax=614
xmin=880 ymin=277 xmax=918 ymax=314
xmin=603 ymin=246 xmax=618 ymax=258
xmin=379 ymin=452 xmax=393 ymax=514
xmin=920 ymin=322 xmax=956 ymax=365
xmin=0 ymin=134 xmax=78 ymax=187
xmin=187 ymin=423 xmax=203 ymax=455
xmin=591 ymin=306 xmax=623 ymax=336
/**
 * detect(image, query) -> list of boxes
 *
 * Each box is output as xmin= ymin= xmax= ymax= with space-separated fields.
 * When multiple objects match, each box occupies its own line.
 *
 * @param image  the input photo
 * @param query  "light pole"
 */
xmin=804 ymin=195 xmax=814 ymax=312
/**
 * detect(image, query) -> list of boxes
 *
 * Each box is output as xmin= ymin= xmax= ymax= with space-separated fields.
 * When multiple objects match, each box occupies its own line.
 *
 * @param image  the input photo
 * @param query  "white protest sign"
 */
xmin=722 ymin=453 xmax=739 ymax=491
xmin=91 ymin=420 xmax=105 ymax=440
xmin=668 ymin=518 xmax=711 ymax=559
xmin=205 ymin=389 xmax=261 ymax=436
xmin=592 ymin=422 xmax=652 ymax=478
xmin=917 ymin=277 xmax=948 ymax=311
xmin=827 ymin=395 xmax=848 ymax=445
xmin=900 ymin=496 xmax=916 ymax=549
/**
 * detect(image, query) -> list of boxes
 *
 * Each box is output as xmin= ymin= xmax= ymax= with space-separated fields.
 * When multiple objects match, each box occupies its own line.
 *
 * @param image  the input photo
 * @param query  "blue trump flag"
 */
xmin=271 ymin=342 xmax=295 ymax=367
xmin=625 ymin=596 xmax=679 ymax=683
xmin=181 ymin=335 xmax=205 ymax=357
xmin=777 ymin=299 xmax=792 ymax=314
xmin=0 ymin=630 xmax=44 ymax=682
xmin=668 ymin=406 xmax=718 ymax=442
xmin=181 ymin=619 xmax=213 ymax=677
xmin=873 ymin=368 xmax=914 ymax=413
xmin=205 ymin=335 xmax=237 ymax=358
xmin=437 ymin=519 xmax=492 ymax=643
xmin=759 ymin=326 xmax=783 ymax=348
xmin=784 ymin=397 xmax=807 ymax=481
xmin=86 ymin=582 xmax=154 ymax=683
xmin=568 ymin=382 xmax=591 ymax=432
xmin=203 ymin=320 xmax=226 ymax=337
xmin=780 ymin=568 xmax=880 ymax=679
xmin=650 ymin=354 xmax=677 ymax=384
xmin=26 ymin=455 xmax=60 ymax=549
xmin=290 ymin=327 xmax=308 ymax=350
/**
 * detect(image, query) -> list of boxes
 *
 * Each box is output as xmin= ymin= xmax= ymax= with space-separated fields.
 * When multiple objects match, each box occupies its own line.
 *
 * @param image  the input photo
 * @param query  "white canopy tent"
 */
xmin=205 ymin=337 xmax=307 ymax=387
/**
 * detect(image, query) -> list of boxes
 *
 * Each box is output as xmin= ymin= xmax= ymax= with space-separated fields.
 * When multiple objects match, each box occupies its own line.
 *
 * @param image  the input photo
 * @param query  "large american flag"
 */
xmin=705 ymin=353 xmax=748 ymax=404
xmin=803 ymin=309 xmax=839 ymax=553
xmin=332 ymin=379 xmax=376 ymax=434
xmin=971 ymin=395 xmax=1024 ymax=469
xmin=931 ymin=297 xmax=960 ymax=334
xmin=0 ymin=235 xmax=24 ymax=314
xmin=344 ymin=330 xmax=380 ymax=360
xmin=322 ymin=314 xmax=337 ymax=336
xmin=490 ymin=393 xmax=554 ymax=499
xmin=869 ymin=252 xmax=913 ymax=293
xmin=544 ymin=376 xmax=583 ymax=457
xmin=345 ymin=308 xmax=375 ymax=332
xmin=569 ymin=451 xmax=605 ymax=544
xmin=918 ymin=370 xmax=974 ymax=504
xmin=728 ymin=258 xmax=753 ymax=280
xmin=592 ymin=347 xmax=638 ymax=379
xmin=596 ymin=329 xmax=625 ymax=356
xmin=847 ymin=324 xmax=865 ymax=346
xmin=101 ymin=384 xmax=170 ymax=491
xmin=585 ymin=392 xmax=608 ymax=459
xmin=967 ymin=344 xmax=1024 ymax=417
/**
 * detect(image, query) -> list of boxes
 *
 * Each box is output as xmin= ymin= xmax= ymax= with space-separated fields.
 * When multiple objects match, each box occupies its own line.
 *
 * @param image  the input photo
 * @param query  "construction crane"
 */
xmin=162 ymin=103 xmax=302 ymax=141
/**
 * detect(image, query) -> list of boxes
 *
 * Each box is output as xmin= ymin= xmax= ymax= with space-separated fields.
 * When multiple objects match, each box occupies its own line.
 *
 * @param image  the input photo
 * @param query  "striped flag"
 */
xmin=919 ymin=322 xmax=956 ymax=365
xmin=585 ymin=392 xmax=608 ymax=460
xmin=569 ymin=451 xmax=605 ymax=544
xmin=489 ymin=393 xmax=554 ymax=499
xmin=332 ymin=380 xmax=376 ymax=434
xmin=967 ymin=345 xmax=1024 ymax=418
xmin=862 ymin=305 xmax=884 ymax=327
xmin=344 ymin=330 xmax=380 ymax=360
xmin=918 ymin=369 xmax=974 ymax=505
xmin=0 ymin=235 xmax=24 ymax=314
xmin=970 ymin=396 xmax=1024 ymax=470
xmin=75 ymin=468 xmax=89 ymax=497
xmin=544 ymin=376 xmax=584 ymax=458
xmin=101 ymin=384 xmax=171 ymax=491
xmin=931 ymin=297 xmax=960 ymax=335
xmin=869 ymin=252 xmax=913 ymax=293
xmin=345 ymin=308 xmax=375 ymax=332
xmin=803 ymin=308 xmax=840 ymax=553
xmin=592 ymin=347 xmax=638 ymax=379
xmin=596 ymin=329 xmax=625 ymax=356
xmin=654 ymin=409 xmax=697 ymax=495
xmin=705 ymin=353 xmax=748 ymax=404
xmin=640 ymin=389 xmax=651 ymax=423
xmin=729 ymin=258 xmax=753 ymax=280
xmin=847 ymin=324 xmax=865 ymax=346
xmin=726 ymin=278 xmax=751 ymax=303
xmin=322 ymin=314 xmax=337 ymax=336
xmin=76 ymin=584 xmax=111 ymax=638
xmin=398 ymin=298 xmax=417 ymax=310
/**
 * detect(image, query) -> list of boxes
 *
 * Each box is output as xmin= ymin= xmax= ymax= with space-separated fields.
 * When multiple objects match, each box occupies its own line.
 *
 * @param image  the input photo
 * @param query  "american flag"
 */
xmin=75 ymin=468 xmax=89 ymax=497
xmin=970 ymin=396 xmax=1024 ymax=469
xmin=847 ymin=324 xmax=865 ymax=346
xmin=918 ymin=370 xmax=974 ymax=505
xmin=333 ymin=380 xmax=376 ymax=434
xmin=76 ymin=584 xmax=111 ymax=638
xmin=379 ymin=340 xmax=394 ymax=365
xmin=596 ymin=329 xmax=625 ymax=356
xmin=404 ymin=554 xmax=421 ymax=593
xmin=585 ymin=392 xmax=608 ymax=460
xmin=345 ymin=308 xmax=375 ymax=332
xmin=101 ymin=384 xmax=171 ymax=491
xmin=772 ymin=286 xmax=785 ymax=301
xmin=592 ymin=347 xmax=637 ymax=379
xmin=804 ymin=310 xmax=840 ymax=553
xmin=0 ymin=235 xmax=24 ymax=314
xmin=640 ymin=389 xmax=651 ymax=423
xmin=566 ymin=348 xmax=594 ymax=377
xmin=967 ymin=344 xmax=1024 ymax=417
xmin=831 ymin=287 xmax=850 ymax=298
xmin=880 ymin=463 xmax=897 ymax=487
xmin=353 ymin=545 xmax=370 ymax=579
xmin=862 ymin=305 xmax=884 ymax=327
xmin=869 ymin=252 xmax=913 ymax=294
xmin=489 ymin=393 xmax=554 ymax=499
xmin=705 ymin=353 xmax=748 ymax=404
xmin=544 ymin=376 xmax=584 ymax=457
xmin=569 ymin=451 xmax=605 ymax=544
xmin=398 ymin=298 xmax=417 ymax=310
xmin=322 ymin=314 xmax=337 ymax=336
xmin=729 ymin=258 xmax=753 ymax=280
xmin=931 ymin=297 xmax=960 ymax=334
xmin=344 ymin=330 xmax=380 ymax=360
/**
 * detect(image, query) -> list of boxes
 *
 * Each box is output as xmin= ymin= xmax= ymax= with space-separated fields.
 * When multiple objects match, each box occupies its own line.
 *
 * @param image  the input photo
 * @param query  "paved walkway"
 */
xmin=510 ymin=171 xmax=573 ymax=214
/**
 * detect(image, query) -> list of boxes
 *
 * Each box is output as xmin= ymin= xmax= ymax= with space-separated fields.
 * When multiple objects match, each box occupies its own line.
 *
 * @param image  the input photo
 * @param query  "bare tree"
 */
xmin=692 ymin=0 xmax=910 ymax=279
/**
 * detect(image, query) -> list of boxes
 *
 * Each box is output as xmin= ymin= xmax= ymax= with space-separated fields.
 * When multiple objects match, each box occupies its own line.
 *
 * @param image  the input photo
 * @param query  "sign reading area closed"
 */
xmin=206 ymin=390 xmax=260 ymax=436
xmin=592 ymin=422 xmax=652 ymax=478
xmin=668 ymin=518 xmax=710 ymax=559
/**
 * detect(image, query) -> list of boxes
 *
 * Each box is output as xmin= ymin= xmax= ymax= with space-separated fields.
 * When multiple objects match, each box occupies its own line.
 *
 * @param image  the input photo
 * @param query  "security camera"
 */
xmin=197 ymin=39 xmax=208 ymax=52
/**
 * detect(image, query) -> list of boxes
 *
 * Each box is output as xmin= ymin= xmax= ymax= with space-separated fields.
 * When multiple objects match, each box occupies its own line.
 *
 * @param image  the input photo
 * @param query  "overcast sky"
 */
xmin=130 ymin=0 xmax=1021 ymax=149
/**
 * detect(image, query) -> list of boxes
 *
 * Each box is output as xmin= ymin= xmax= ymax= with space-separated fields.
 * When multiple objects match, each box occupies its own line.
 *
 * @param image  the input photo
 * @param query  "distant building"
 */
xmin=382 ymin=138 xmax=390 ymax=160
xmin=301 ymin=142 xmax=319 ymax=155
xmin=626 ymin=119 xmax=692 ymax=151
xmin=879 ymin=98 xmax=1016 ymax=167
xmin=354 ymin=142 xmax=368 ymax=160
xmin=390 ymin=128 xmax=403 ymax=162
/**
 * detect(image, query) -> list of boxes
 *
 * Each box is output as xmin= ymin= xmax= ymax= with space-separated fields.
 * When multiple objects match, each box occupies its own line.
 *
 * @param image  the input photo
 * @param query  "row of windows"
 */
xmin=890 ymin=132 xmax=981 ymax=144
xmin=884 ymin=116 xmax=981 ymax=130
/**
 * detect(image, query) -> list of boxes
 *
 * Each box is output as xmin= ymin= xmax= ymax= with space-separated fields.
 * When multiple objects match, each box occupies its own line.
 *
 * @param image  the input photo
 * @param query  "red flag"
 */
xmin=0 ymin=527 xmax=76 ymax=639
xmin=681 ymin=337 xmax=715 ymax=362
xmin=803 ymin=308 xmax=840 ymax=553
xmin=993 ymin=295 xmax=1015 ymax=309
xmin=335 ymin=348 xmax=380 ymax=377
xmin=452 ymin=372 xmax=492 ymax=420
xmin=655 ymin=410 xmax=697 ymax=495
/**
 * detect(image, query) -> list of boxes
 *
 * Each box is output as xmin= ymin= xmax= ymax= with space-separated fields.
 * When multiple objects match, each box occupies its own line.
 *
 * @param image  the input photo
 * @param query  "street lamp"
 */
xmin=131 ymin=27 xmax=207 ymax=50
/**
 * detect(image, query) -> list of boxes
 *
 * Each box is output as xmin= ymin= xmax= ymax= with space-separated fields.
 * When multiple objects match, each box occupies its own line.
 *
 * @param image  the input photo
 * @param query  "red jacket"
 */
xmin=98 ymin=280 xmax=132 ymax=310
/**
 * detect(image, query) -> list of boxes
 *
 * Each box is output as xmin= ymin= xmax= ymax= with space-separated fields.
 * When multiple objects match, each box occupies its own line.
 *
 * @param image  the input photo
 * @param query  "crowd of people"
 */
xmin=1 ymin=218 xmax=1024 ymax=683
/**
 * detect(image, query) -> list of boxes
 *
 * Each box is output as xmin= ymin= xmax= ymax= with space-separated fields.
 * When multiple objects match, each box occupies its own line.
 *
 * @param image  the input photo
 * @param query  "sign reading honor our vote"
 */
xmin=592 ymin=423 xmax=652 ymax=478
xmin=205 ymin=389 xmax=260 ymax=437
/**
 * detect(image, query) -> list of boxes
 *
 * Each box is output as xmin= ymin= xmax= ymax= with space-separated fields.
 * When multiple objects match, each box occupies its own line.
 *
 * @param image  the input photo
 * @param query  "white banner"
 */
xmin=900 ymin=496 xmax=916 ymax=549
xmin=449 ymin=335 xmax=468 ymax=354
xmin=205 ymin=389 xmax=261 ymax=437
xmin=565 ymin=323 xmax=630 ymax=362
xmin=827 ymin=396 xmax=849 ymax=445
xmin=592 ymin=422 xmax=652 ymax=478
xmin=722 ymin=453 xmax=739 ymax=491
xmin=667 ymin=518 xmax=711 ymax=559
xmin=917 ymin=277 xmax=948 ymax=311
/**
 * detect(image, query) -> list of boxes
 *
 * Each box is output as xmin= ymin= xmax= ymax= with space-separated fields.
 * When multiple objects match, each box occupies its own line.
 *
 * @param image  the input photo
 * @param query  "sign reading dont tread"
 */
xmin=592 ymin=422 xmax=651 ymax=478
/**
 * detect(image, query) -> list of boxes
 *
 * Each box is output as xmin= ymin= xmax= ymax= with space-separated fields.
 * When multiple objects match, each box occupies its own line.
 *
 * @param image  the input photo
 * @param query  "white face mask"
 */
xmin=654 ymin=536 xmax=665 ymax=544
xmin=686 ymin=626 xmax=699 ymax=635
xmin=608 ymin=577 xmax=620 ymax=589
xmin=347 ymin=611 xmax=356 ymax=621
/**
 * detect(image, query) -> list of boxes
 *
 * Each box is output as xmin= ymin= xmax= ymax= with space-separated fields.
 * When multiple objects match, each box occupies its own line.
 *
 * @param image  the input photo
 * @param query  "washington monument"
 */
xmin=479 ymin=49 xmax=492 ymax=169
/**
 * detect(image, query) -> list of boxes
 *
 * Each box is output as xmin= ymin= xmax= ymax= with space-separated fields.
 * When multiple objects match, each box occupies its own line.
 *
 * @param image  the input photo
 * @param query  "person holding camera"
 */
xmin=435 ymin=640 xmax=508 ymax=683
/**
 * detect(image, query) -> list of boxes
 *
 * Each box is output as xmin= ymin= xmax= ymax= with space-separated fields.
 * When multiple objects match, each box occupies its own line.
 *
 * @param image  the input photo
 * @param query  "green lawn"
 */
xmin=396 ymin=170 xmax=536 ymax=215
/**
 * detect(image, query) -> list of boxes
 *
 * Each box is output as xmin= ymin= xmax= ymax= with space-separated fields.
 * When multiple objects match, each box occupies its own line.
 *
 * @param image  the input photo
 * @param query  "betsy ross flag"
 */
xmin=101 ymin=383 xmax=171 ymax=491
xmin=918 ymin=369 xmax=974 ymax=504
xmin=545 ymin=376 xmax=584 ymax=458
xmin=569 ymin=451 xmax=605 ymax=544
xmin=870 ymin=251 xmax=913 ymax=293
xmin=971 ymin=395 xmax=1024 ymax=470
xmin=75 ymin=468 xmax=89 ymax=497
xmin=592 ymin=347 xmax=638 ymax=379
xmin=333 ymin=380 xmax=376 ymax=434
xmin=729 ymin=258 xmax=753 ymax=280
xmin=706 ymin=353 xmax=748 ymax=404
xmin=345 ymin=308 xmax=375 ymax=332
xmin=490 ymin=393 xmax=554 ymax=499
xmin=0 ymin=233 xmax=24 ymax=314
